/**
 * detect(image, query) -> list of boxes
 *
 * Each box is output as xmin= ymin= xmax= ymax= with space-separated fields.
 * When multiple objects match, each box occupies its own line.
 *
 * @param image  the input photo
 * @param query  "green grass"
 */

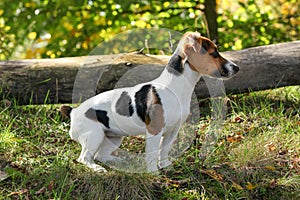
xmin=0 ymin=86 xmax=299 ymax=199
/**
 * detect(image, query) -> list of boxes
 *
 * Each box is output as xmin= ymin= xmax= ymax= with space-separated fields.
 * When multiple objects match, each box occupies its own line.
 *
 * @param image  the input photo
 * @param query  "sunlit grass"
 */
xmin=0 ymin=86 xmax=299 ymax=199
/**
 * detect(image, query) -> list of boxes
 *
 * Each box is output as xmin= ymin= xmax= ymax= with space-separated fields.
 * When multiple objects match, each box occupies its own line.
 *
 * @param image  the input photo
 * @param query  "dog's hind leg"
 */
xmin=94 ymin=135 xmax=123 ymax=162
xmin=77 ymin=121 xmax=107 ymax=172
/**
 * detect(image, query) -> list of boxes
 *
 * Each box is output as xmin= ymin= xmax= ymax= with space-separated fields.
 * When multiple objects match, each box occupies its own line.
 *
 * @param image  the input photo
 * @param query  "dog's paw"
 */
xmin=146 ymin=161 xmax=160 ymax=174
xmin=147 ymin=166 xmax=159 ymax=174
xmin=90 ymin=164 xmax=108 ymax=173
xmin=96 ymin=155 xmax=122 ymax=163
xmin=158 ymin=159 xmax=172 ymax=169
xmin=77 ymin=158 xmax=108 ymax=173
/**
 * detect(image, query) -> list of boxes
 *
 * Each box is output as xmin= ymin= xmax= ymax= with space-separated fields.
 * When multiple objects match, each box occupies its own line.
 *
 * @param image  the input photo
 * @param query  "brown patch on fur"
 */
xmin=181 ymin=33 xmax=226 ymax=77
xmin=184 ymin=44 xmax=219 ymax=75
xmin=146 ymin=104 xmax=164 ymax=135
xmin=145 ymin=87 xmax=165 ymax=135
xmin=187 ymin=61 xmax=198 ymax=72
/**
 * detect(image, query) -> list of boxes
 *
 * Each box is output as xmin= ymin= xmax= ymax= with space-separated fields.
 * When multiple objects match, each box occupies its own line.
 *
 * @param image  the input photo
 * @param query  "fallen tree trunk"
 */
xmin=0 ymin=41 xmax=299 ymax=105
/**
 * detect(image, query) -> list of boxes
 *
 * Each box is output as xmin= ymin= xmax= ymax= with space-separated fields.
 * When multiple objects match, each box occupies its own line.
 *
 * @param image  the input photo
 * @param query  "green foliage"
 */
xmin=217 ymin=0 xmax=300 ymax=51
xmin=0 ymin=0 xmax=299 ymax=59
xmin=0 ymin=0 xmax=203 ymax=59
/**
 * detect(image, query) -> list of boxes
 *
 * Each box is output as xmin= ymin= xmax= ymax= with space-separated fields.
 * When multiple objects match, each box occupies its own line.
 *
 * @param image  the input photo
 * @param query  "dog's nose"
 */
xmin=231 ymin=64 xmax=239 ymax=73
xmin=223 ymin=62 xmax=239 ymax=77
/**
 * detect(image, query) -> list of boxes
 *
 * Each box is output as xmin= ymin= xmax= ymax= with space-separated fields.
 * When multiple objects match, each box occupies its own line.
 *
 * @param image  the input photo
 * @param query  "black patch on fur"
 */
xmin=115 ymin=91 xmax=134 ymax=117
xmin=166 ymin=54 xmax=183 ymax=75
xmin=201 ymin=40 xmax=211 ymax=54
xmin=134 ymin=84 xmax=163 ymax=124
xmin=85 ymin=108 xmax=110 ymax=128
xmin=151 ymin=86 xmax=162 ymax=105
xmin=134 ymin=84 xmax=152 ymax=122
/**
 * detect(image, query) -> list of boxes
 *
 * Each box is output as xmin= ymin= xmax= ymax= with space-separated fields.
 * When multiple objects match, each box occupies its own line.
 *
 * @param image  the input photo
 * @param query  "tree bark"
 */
xmin=0 ymin=41 xmax=299 ymax=105
xmin=204 ymin=0 xmax=218 ymax=41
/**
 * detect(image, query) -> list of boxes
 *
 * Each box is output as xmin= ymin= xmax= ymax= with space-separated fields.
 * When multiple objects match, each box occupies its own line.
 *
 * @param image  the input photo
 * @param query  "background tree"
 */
xmin=204 ymin=0 xmax=218 ymax=42
xmin=0 ymin=0 xmax=299 ymax=60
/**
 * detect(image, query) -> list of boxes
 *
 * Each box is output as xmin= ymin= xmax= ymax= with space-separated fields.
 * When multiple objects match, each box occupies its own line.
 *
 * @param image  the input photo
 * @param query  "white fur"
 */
xmin=66 ymin=32 xmax=239 ymax=172
xmin=69 ymin=64 xmax=199 ymax=172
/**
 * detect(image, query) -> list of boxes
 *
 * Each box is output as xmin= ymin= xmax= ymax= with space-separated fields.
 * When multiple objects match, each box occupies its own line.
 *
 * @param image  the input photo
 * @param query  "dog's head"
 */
xmin=177 ymin=32 xmax=239 ymax=79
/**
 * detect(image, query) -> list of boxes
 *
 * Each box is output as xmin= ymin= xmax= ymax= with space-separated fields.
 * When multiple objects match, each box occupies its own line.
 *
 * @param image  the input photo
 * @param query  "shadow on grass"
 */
xmin=1 ymin=162 xmax=162 ymax=199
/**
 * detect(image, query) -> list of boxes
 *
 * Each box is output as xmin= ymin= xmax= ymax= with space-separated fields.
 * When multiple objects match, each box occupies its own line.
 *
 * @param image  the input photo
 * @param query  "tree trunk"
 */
xmin=204 ymin=0 xmax=218 ymax=41
xmin=0 ymin=41 xmax=299 ymax=105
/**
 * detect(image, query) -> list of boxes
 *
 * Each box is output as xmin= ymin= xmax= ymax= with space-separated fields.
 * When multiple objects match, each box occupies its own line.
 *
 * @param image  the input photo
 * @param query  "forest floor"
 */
xmin=1 ymin=86 xmax=300 ymax=199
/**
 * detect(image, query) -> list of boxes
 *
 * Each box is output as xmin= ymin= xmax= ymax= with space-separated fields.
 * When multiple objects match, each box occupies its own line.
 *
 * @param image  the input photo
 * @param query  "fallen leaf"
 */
xmin=202 ymin=169 xmax=224 ymax=181
xmin=35 ymin=186 xmax=46 ymax=195
xmin=47 ymin=180 xmax=55 ymax=191
xmin=269 ymin=179 xmax=277 ymax=188
xmin=265 ymin=142 xmax=276 ymax=152
xmin=234 ymin=116 xmax=244 ymax=123
xmin=8 ymin=189 xmax=29 ymax=196
xmin=200 ymin=124 xmax=209 ymax=131
xmin=226 ymin=133 xmax=244 ymax=143
xmin=231 ymin=181 xmax=243 ymax=190
xmin=246 ymin=182 xmax=258 ymax=190
xmin=243 ymin=126 xmax=253 ymax=133
xmin=264 ymin=165 xmax=276 ymax=171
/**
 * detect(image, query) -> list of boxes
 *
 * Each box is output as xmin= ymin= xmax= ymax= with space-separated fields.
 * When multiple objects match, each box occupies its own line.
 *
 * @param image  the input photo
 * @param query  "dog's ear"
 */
xmin=200 ymin=38 xmax=211 ymax=54
xmin=183 ymin=34 xmax=214 ymax=57
xmin=183 ymin=33 xmax=202 ymax=58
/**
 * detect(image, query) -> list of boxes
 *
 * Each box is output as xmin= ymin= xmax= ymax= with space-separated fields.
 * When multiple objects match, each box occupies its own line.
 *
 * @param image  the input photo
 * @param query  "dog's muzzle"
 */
xmin=221 ymin=62 xmax=239 ymax=78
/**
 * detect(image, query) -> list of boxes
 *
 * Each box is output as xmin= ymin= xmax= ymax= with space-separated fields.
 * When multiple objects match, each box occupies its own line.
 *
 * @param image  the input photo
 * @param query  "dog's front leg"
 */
xmin=159 ymin=125 xmax=180 ymax=169
xmin=145 ymin=131 xmax=163 ymax=173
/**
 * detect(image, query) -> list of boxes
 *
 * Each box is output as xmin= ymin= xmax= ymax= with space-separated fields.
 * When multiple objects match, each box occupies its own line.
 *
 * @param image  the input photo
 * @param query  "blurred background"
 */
xmin=0 ymin=0 xmax=299 ymax=60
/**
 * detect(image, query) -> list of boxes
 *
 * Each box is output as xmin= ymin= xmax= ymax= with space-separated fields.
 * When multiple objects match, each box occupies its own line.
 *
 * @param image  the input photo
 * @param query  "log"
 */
xmin=0 ymin=41 xmax=299 ymax=105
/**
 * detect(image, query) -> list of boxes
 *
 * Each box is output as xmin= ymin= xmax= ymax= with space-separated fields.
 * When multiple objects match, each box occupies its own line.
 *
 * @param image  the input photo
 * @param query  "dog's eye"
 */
xmin=210 ymin=51 xmax=219 ymax=58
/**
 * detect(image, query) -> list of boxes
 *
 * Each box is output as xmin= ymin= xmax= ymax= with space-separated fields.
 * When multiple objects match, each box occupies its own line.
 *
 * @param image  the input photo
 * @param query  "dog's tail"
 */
xmin=59 ymin=105 xmax=72 ymax=118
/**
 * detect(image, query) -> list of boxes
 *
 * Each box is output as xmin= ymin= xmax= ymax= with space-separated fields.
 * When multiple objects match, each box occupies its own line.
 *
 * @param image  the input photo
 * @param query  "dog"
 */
xmin=60 ymin=32 xmax=239 ymax=172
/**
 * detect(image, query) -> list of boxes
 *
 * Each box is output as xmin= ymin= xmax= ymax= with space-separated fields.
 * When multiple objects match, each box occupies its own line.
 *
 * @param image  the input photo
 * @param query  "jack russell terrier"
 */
xmin=60 ymin=32 xmax=239 ymax=172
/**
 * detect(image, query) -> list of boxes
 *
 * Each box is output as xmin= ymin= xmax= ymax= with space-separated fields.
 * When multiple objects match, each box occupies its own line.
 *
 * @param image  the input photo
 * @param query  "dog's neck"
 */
xmin=154 ymin=54 xmax=201 ymax=100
